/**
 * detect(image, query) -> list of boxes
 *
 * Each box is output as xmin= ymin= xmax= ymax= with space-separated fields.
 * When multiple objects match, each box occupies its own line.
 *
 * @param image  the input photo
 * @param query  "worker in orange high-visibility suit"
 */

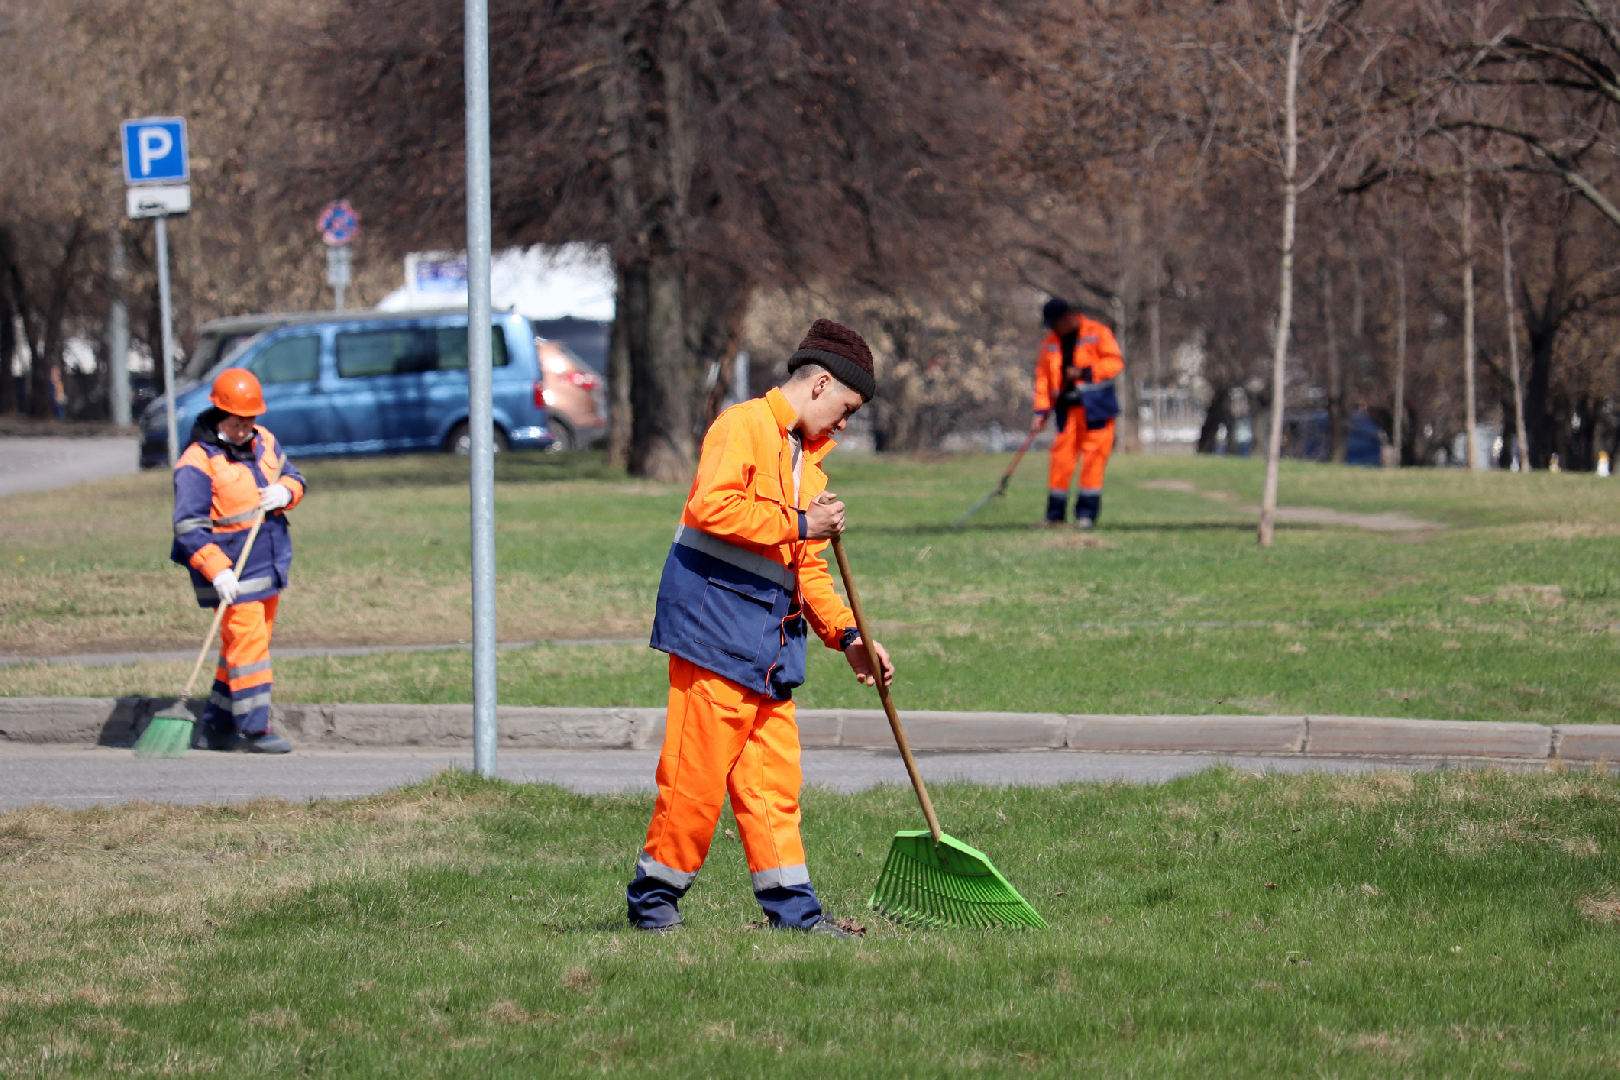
xmin=170 ymin=369 xmax=306 ymax=754
xmin=630 ymin=319 xmax=895 ymax=937
xmin=1032 ymin=297 xmax=1124 ymax=528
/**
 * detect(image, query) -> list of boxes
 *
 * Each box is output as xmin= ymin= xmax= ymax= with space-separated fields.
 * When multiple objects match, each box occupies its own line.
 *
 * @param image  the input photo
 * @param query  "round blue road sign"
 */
xmin=318 ymin=200 xmax=361 ymax=246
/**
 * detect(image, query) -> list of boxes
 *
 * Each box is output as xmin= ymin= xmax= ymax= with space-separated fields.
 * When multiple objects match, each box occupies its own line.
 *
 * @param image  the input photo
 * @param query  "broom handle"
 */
xmin=178 ymin=460 xmax=283 ymax=703
xmin=831 ymin=534 xmax=942 ymax=844
xmin=998 ymin=422 xmax=1042 ymax=492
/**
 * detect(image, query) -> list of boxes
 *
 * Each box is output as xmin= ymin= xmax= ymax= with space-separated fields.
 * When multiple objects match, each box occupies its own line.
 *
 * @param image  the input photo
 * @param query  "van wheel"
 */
xmin=545 ymin=417 xmax=575 ymax=452
xmin=447 ymin=422 xmax=508 ymax=455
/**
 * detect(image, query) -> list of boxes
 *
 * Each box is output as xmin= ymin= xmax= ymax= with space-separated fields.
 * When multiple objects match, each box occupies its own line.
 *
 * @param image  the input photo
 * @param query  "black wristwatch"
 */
xmin=839 ymin=627 xmax=862 ymax=651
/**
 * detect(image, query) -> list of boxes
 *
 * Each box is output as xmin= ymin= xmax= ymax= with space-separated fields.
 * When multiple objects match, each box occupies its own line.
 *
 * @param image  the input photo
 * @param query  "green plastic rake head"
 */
xmin=870 ymin=830 xmax=1048 ymax=930
xmin=830 ymin=534 xmax=1047 ymax=932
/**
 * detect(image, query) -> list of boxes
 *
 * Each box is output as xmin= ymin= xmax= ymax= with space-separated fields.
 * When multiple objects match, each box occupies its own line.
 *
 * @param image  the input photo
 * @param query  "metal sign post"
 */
xmin=154 ymin=216 xmax=178 ymax=463
xmin=466 ymin=0 xmax=498 ymax=778
xmin=317 ymin=200 xmax=361 ymax=311
xmin=121 ymin=117 xmax=190 ymax=466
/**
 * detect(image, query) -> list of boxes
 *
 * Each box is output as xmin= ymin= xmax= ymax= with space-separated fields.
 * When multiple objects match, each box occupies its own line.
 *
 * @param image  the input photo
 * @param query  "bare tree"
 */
xmin=299 ymin=0 xmax=1029 ymax=481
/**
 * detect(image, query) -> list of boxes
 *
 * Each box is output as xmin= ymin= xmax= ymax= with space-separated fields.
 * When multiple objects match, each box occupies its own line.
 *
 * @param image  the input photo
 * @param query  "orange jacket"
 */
xmin=678 ymin=386 xmax=854 ymax=650
xmin=171 ymin=425 xmax=306 ymax=607
xmin=1033 ymin=316 xmax=1124 ymax=414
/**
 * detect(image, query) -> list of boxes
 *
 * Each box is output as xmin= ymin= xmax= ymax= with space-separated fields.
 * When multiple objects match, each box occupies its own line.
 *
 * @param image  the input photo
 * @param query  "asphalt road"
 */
xmin=0 ymin=437 xmax=140 ymax=498
xmin=0 ymin=745 xmax=1494 ymax=811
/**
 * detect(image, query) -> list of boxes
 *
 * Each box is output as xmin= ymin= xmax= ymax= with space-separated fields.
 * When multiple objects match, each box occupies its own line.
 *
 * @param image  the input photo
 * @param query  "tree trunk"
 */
xmin=0 ymin=269 xmax=16 ymax=416
xmin=1322 ymin=263 xmax=1348 ymax=463
xmin=1197 ymin=383 xmax=1234 ymax=454
xmin=1148 ymin=290 xmax=1162 ymax=448
xmin=1461 ymin=170 xmax=1479 ymax=470
xmin=1259 ymin=8 xmax=1305 ymax=548
xmin=1524 ymin=311 xmax=1555 ymax=470
xmin=1501 ymin=216 xmax=1529 ymax=472
xmin=1391 ymin=237 xmax=1406 ymax=467
xmin=605 ymin=263 xmax=640 ymax=468
xmin=627 ymin=253 xmax=699 ymax=483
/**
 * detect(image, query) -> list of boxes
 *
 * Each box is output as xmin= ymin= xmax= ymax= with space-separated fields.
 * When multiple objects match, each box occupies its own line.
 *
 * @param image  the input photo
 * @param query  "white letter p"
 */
xmin=138 ymin=128 xmax=173 ymax=176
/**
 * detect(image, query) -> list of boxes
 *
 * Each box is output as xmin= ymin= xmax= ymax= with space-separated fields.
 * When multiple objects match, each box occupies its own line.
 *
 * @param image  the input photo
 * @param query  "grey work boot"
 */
xmin=245 ymin=732 xmax=292 ymax=754
xmin=797 ymin=918 xmax=858 ymax=940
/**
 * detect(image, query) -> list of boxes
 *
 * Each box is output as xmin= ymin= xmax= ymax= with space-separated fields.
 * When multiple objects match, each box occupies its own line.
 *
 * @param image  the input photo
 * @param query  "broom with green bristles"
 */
xmin=134 ymin=471 xmax=275 ymax=759
xmin=830 ymin=535 xmax=1047 ymax=930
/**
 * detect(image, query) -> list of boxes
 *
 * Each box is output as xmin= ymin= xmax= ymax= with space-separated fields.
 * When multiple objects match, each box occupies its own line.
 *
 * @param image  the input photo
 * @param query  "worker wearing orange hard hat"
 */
xmin=170 ymin=368 xmax=306 ymax=753
xmin=1032 ymin=298 xmax=1124 ymax=528
xmin=627 ymin=319 xmax=895 ymax=937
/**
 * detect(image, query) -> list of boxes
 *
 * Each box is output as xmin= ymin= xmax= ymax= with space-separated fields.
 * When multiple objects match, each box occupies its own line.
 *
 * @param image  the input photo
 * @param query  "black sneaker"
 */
xmin=245 ymin=732 xmax=292 ymax=754
xmin=634 ymin=922 xmax=682 ymax=936
xmin=192 ymin=726 xmax=245 ymax=752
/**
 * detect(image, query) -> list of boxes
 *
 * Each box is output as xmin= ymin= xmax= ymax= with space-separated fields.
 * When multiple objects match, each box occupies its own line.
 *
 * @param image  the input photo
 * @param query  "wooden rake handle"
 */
xmin=178 ymin=462 xmax=283 ymax=704
xmin=830 ymin=534 xmax=942 ymax=844
xmin=997 ymin=421 xmax=1043 ymax=494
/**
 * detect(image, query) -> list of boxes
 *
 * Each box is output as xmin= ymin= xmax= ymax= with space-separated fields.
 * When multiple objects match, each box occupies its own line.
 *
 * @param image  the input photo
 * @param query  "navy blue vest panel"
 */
xmin=649 ymin=539 xmax=809 ymax=700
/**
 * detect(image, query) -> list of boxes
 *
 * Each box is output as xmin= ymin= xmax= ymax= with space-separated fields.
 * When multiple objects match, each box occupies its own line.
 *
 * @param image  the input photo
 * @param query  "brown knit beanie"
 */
xmin=787 ymin=319 xmax=877 ymax=401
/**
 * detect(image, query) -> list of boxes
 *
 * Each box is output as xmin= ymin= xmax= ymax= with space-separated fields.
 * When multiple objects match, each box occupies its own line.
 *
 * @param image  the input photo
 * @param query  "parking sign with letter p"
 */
xmin=121 ymin=117 xmax=189 ymax=185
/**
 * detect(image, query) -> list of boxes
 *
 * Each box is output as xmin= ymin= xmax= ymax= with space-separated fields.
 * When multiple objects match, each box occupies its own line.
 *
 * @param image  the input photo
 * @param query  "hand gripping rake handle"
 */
xmin=953 ymin=421 xmax=1043 ymax=529
xmin=831 ymin=534 xmax=942 ymax=844
xmin=177 ymin=461 xmax=283 ymax=705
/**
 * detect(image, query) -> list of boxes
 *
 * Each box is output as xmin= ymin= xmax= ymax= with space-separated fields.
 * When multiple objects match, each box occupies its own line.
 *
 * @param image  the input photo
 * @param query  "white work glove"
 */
xmin=259 ymin=483 xmax=292 ymax=512
xmin=211 ymin=568 xmax=241 ymax=606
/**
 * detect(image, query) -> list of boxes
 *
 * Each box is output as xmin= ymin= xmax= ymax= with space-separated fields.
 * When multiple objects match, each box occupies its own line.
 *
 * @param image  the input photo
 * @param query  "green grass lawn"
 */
xmin=3 ymin=450 xmax=1618 ymax=721
xmin=5 ymin=767 xmax=1620 ymax=1076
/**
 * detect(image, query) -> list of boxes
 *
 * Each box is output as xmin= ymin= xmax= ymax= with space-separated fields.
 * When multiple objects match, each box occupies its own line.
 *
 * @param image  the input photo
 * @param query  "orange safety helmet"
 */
xmin=209 ymin=368 xmax=267 ymax=417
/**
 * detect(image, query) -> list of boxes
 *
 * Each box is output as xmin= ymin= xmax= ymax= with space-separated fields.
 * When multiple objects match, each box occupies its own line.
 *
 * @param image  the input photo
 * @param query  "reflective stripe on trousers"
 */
xmin=639 ymin=655 xmax=810 ymax=887
xmin=1048 ymin=416 xmax=1114 ymax=494
xmin=200 ymin=597 xmax=278 ymax=736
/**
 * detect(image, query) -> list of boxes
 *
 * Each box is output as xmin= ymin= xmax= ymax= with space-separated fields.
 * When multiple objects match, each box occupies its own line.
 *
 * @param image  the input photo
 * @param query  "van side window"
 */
xmin=433 ymin=326 xmax=511 ymax=370
xmin=337 ymin=329 xmax=437 ymax=378
xmin=336 ymin=327 xmax=509 ymax=376
xmin=250 ymin=336 xmax=320 ymax=385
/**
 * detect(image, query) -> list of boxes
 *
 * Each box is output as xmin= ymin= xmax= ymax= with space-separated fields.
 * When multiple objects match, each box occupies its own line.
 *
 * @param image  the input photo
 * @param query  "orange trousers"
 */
xmin=638 ymin=656 xmax=808 ymax=892
xmin=201 ymin=596 xmax=278 ymax=736
xmin=1048 ymin=416 xmax=1115 ymax=496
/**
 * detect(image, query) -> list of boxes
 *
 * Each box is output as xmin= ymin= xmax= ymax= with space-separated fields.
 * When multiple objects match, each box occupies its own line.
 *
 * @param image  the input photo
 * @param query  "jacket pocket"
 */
xmin=693 ymin=574 xmax=775 ymax=664
xmin=1082 ymin=385 xmax=1121 ymax=427
xmin=754 ymin=473 xmax=788 ymax=507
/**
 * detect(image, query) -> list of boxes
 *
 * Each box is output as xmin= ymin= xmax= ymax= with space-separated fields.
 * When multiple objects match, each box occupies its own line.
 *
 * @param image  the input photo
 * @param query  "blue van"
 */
xmin=139 ymin=310 xmax=553 ymax=467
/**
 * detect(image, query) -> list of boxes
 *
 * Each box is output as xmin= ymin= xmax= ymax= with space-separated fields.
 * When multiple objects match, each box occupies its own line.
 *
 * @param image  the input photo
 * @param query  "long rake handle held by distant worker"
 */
xmin=953 ymin=420 xmax=1043 ymax=529
xmin=177 ymin=462 xmax=282 ymax=705
xmin=830 ymin=534 xmax=943 ymax=844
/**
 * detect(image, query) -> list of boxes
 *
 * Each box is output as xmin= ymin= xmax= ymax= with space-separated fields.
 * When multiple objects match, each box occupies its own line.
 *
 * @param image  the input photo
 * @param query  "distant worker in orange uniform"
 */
xmin=628 ymin=320 xmax=895 ymax=936
xmin=171 ymin=369 xmax=306 ymax=753
xmin=1032 ymin=297 xmax=1124 ymax=528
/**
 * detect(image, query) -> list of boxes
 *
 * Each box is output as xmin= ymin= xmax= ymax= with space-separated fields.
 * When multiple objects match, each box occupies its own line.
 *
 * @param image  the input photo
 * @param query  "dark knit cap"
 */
xmin=1042 ymin=297 xmax=1072 ymax=328
xmin=787 ymin=319 xmax=877 ymax=401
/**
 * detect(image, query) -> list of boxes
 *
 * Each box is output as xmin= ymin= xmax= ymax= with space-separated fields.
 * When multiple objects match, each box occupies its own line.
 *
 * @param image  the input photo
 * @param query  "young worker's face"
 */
xmin=218 ymin=413 xmax=256 ymax=445
xmin=800 ymin=373 xmax=865 ymax=440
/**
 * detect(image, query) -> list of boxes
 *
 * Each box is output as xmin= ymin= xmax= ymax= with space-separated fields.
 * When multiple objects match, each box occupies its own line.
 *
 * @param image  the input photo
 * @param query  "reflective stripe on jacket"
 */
xmin=170 ymin=425 xmax=306 ymax=608
xmin=649 ymin=387 xmax=856 ymax=699
xmin=1033 ymin=316 xmax=1125 ymax=428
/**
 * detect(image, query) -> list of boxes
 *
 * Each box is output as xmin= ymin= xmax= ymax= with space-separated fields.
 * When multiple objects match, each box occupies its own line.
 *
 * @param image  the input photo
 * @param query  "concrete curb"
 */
xmin=1 ymin=697 xmax=1614 ymax=762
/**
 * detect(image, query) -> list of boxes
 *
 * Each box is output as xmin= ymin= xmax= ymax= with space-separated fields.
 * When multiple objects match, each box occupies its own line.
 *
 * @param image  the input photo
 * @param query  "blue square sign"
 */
xmin=121 ymin=117 xmax=189 ymax=185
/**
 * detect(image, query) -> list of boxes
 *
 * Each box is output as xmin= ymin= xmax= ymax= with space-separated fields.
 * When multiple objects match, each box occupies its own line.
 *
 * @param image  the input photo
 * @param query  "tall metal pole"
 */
xmin=108 ymin=232 xmax=131 ymax=427
xmin=154 ymin=213 xmax=178 ymax=465
xmin=466 ymin=0 xmax=497 ymax=778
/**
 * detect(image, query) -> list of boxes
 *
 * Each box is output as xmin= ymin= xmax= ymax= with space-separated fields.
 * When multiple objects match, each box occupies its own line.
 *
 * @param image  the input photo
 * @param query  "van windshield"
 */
xmin=182 ymin=331 xmax=260 ymax=382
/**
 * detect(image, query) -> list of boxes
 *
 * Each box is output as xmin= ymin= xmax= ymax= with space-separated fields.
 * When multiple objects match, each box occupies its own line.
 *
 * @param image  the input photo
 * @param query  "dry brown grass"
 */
xmin=1577 ymin=895 xmax=1620 ymax=924
xmin=0 ymin=780 xmax=500 ymax=1016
